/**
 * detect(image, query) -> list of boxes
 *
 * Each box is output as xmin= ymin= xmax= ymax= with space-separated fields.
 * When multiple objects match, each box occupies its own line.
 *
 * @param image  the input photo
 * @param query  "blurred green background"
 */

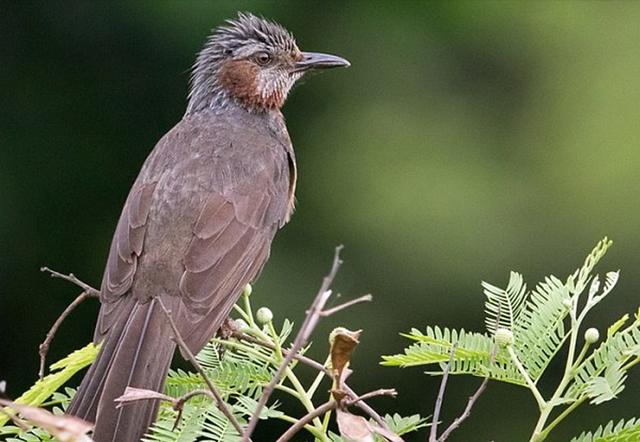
xmin=2 ymin=1 xmax=640 ymax=440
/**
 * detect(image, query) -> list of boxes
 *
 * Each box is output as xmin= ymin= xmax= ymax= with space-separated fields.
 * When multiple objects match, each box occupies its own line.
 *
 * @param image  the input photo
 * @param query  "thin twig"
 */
xmin=157 ymin=298 xmax=247 ymax=439
xmin=171 ymin=389 xmax=215 ymax=430
xmin=233 ymin=332 xmax=393 ymax=432
xmin=275 ymin=388 xmax=396 ymax=442
xmin=342 ymin=384 xmax=390 ymax=430
xmin=0 ymin=408 xmax=29 ymax=431
xmin=40 ymin=267 xmax=100 ymax=297
xmin=234 ymin=332 xmax=332 ymax=376
xmin=429 ymin=343 xmax=458 ymax=442
xmin=437 ymin=377 xmax=489 ymax=441
xmin=436 ymin=345 xmax=496 ymax=442
xmin=242 ymin=245 xmax=344 ymax=442
xmin=320 ymin=294 xmax=373 ymax=317
xmin=38 ymin=268 xmax=99 ymax=379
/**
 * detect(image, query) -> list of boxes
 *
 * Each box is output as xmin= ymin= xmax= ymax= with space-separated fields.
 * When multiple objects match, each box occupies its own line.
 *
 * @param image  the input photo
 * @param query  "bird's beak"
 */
xmin=294 ymin=51 xmax=351 ymax=73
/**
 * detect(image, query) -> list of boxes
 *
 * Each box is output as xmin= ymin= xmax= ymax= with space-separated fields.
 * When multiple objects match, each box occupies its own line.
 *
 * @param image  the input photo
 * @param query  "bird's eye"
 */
xmin=254 ymin=52 xmax=272 ymax=66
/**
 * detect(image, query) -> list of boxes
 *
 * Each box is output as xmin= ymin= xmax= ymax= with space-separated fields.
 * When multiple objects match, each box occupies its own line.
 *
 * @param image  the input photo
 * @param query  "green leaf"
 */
xmin=608 ymin=314 xmax=629 ymax=338
xmin=513 ymin=275 xmax=570 ymax=380
xmin=584 ymin=362 xmax=627 ymax=405
xmin=0 ymin=343 xmax=98 ymax=428
xmin=566 ymin=319 xmax=640 ymax=400
xmin=383 ymin=413 xmax=429 ymax=436
xmin=483 ymin=271 xmax=527 ymax=334
xmin=381 ymin=327 xmax=525 ymax=386
xmin=570 ymin=418 xmax=640 ymax=442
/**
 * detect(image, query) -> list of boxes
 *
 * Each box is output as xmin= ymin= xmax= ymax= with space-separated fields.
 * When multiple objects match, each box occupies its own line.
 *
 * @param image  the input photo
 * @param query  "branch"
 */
xmin=40 ymin=267 xmax=100 ymax=297
xmin=437 ymin=376 xmax=489 ymax=441
xmin=436 ymin=345 xmax=496 ymax=442
xmin=38 ymin=268 xmax=99 ymax=379
xmin=429 ymin=343 xmax=458 ymax=442
xmin=156 ymin=298 xmax=247 ymax=439
xmin=242 ymin=245 xmax=344 ymax=441
xmin=320 ymin=294 xmax=373 ymax=317
xmin=275 ymin=388 xmax=396 ymax=442
xmin=232 ymin=332 xmax=394 ymax=432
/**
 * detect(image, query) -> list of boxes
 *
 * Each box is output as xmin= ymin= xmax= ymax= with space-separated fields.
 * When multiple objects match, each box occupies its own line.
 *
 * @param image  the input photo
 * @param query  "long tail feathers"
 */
xmin=67 ymin=298 xmax=176 ymax=442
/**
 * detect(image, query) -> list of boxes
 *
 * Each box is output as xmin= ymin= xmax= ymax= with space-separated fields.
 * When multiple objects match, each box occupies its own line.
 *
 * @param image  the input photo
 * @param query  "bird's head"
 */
xmin=187 ymin=13 xmax=350 ymax=114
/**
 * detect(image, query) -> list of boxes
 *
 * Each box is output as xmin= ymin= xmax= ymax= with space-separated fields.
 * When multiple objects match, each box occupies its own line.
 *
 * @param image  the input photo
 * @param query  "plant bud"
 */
xmin=495 ymin=328 xmax=514 ymax=347
xmin=234 ymin=319 xmax=249 ymax=331
xmin=584 ymin=327 xmax=600 ymax=344
xmin=562 ymin=299 xmax=572 ymax=309
xmin=243 ymin=284 xmax=253 ymax=297
xmin=256 ymin=307 xmax=273 ymax=324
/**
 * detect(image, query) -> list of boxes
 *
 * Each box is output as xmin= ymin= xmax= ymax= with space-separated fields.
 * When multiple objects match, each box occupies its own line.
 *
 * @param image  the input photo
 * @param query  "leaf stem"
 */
xmin=507 ymin=346 xmax=546 ymax=410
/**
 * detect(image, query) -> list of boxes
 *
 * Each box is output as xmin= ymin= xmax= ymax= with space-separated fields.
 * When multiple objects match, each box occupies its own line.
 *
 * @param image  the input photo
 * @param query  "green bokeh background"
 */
xmin=2 ymin=2 xmax=640 ymax=440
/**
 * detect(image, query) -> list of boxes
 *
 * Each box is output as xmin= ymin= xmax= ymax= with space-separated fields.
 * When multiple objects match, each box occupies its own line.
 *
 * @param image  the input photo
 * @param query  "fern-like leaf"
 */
xmin=513 ymin=275 xmax=570 ymax=380
xmin=383 ymin=413 xmax=429 ymax=436
xmin=570 ymin=417 xmax=640 ymax=442
xmin=483 ymin=271 xmax=527 ymax=334
xmin=381 ymin=327 xmax=525 ymax=385
xmin=584 ymin=362 xmax=627 ymax=405
xmin=566 ymin=320 xmax=640 ymax=400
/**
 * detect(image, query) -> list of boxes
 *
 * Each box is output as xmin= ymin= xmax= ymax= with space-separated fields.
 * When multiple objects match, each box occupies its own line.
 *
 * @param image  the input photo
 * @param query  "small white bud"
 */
xmin=584 ymin=327 xmax=600 ymax=344
xmin=256 ymin=307 xmax=273 ymax=324
xmin=243 ymin=284 xmax=253 ymax=297
xmin=495 ymin=328 xmax=514 ymax=347
xmin=562 ymin=299 xmax=572 ymax=309
xmin=234 ymin=319 xmax=249 ymax=331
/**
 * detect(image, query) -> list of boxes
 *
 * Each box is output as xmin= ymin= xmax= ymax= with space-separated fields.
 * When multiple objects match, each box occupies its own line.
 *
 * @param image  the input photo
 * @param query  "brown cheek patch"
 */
xmin=218 ymin=60 xmax=259 ymax=102
xmin=218 ymin=59 xmax=284 ymax=110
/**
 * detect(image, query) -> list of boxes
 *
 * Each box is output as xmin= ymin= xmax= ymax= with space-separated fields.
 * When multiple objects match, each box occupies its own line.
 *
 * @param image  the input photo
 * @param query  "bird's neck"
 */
xmin=185 ymin=63 xmax=284 ymax=116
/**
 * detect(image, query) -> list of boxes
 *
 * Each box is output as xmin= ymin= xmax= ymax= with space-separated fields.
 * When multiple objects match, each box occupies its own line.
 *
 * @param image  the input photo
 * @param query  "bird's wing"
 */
xmin=176 ymin=164 xmax=283 ymax=353
xmin=95 ymin=182 xmax=157 ymax=339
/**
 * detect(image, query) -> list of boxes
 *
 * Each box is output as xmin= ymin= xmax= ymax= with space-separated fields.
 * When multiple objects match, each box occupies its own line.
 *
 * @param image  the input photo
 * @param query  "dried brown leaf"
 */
xmin=114 ymin=386 xmax=174 ymax=408
xmin=330 ymin=328 xmax=361 ymax=385
xmin=336 ymin=409 xmax=375 ymax=442
xmin=0 ymin=399 xmax=93 ymax=442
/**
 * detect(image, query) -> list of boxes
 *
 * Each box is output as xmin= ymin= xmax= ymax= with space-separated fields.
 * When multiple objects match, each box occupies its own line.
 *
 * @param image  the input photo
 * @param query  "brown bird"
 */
xmin=66 ymin=13 xmax=349 ymax=442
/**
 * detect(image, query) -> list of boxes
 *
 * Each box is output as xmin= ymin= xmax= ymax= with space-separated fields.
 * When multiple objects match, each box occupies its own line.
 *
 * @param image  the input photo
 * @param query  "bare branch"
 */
xmin=232 ymin=332 xmax=394 ymax=433
xmin=276 ymin=388 xmax=397 ymax=442
xmin=156 ymin=298 xmax=246 ymax=439
xmin=437 ymin=345 xmax=496 ymax=442
xmin=437 ymin=376 xmax=490 ymax=442
xmin=320 ymin=294 xmax=373 ymax=317
xmin=40 ymin=267 xmax=100 ymax=297
xmin=38 ymin=290 xmax=94 ymax=379
xmin=38 ymin=268 xmax=99 ymax=379
xmin=429 ymin=343 xmax=458 ymax=442
xmin=242 ymin=245 xmax=344 ymax=441
xmin=233 ymin=332 xmax=333 ymax=376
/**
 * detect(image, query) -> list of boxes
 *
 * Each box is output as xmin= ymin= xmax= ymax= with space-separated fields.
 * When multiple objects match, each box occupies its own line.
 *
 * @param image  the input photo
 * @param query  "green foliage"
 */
xmin=3 ymin=287 xmax=423 ymax=442
xmin=383 ymin=238 xmax=640 ymax=441
xmin=383 ymin=413 xmax=430 ymax=436
xmin=570 ymin=418 xmax=640 ymax=442
xmin=381 ymin=327 xmax=525 ymax=386
xmin=0 ymin=343 xmax=97 ymax=429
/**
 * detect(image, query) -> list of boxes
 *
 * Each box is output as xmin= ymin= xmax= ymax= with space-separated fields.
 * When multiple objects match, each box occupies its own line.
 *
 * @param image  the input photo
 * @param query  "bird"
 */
xmin=66 ymin=12 xmax=349 ymax=442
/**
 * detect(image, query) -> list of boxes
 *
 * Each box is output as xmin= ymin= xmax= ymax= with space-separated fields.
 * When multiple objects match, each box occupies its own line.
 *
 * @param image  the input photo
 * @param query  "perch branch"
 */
xmin=157 ymin=298 xmax=246 ymax=439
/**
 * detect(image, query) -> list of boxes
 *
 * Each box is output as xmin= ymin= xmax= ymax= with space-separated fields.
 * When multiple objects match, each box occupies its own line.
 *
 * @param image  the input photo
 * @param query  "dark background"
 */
xmin=2 ymin=2 xmax=640 ymax=440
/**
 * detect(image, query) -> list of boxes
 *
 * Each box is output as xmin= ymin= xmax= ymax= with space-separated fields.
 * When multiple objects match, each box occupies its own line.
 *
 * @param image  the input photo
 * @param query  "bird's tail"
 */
xmin=67 ymin=297 xmax=176 ymax=442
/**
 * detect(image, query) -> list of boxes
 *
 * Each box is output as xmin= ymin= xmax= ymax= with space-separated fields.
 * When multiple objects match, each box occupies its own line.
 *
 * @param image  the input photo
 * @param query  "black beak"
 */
xmin=294 ymin=51 xmax=350 ymax=73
